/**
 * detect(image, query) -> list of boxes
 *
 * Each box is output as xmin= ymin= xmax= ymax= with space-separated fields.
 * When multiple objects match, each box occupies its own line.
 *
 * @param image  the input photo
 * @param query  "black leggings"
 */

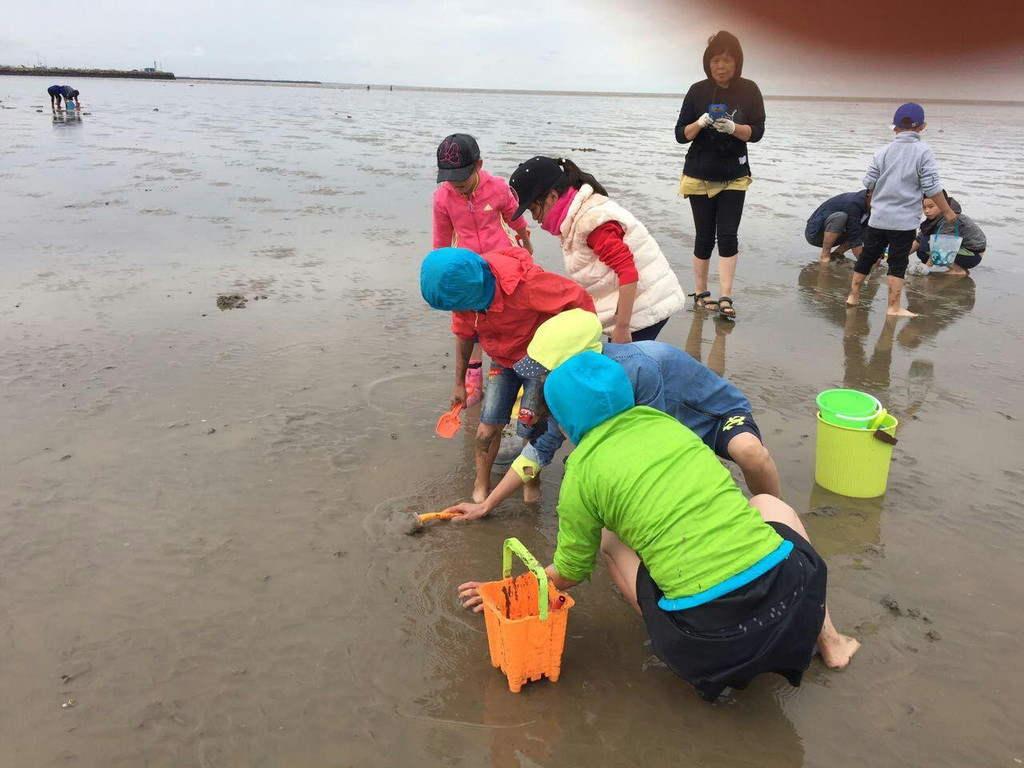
xmin=688 ymin=190 xmax=746 ymax=259
xmin=631 ymin=317 xmax=669 ymax=342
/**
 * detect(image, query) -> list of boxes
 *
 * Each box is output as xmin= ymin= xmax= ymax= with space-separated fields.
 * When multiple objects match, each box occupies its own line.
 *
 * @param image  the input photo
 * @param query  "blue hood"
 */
xmin=420 ymin=247 xmax=496 ymax=311
xmin=544 ymin=351 xmax=634 ymax=444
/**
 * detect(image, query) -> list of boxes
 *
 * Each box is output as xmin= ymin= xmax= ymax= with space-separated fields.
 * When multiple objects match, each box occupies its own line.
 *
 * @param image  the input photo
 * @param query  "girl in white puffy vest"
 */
xmin=509 ymin=156 xmax=686 ymax=342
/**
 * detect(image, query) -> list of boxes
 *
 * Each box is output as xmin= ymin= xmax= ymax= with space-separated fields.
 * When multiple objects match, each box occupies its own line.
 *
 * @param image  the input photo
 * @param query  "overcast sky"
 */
xmin=3 ymin=0 xmax=1022 ymax=98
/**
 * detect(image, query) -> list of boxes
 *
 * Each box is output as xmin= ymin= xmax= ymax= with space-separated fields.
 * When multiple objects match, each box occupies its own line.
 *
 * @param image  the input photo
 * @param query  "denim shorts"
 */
xmin=480 ymin=364 xmax=547 ymax=438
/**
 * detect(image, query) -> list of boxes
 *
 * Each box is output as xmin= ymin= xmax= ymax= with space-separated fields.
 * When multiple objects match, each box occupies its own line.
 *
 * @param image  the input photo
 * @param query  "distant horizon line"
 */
xmin=182 ymin=78 xmax=1024 ymax=106
xmin=4 ymin=68 xmax=1021 ymax=106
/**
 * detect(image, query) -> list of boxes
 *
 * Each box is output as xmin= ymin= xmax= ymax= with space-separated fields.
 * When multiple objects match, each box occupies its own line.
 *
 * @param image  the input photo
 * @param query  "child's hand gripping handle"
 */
xmin=502 ymin=537 xmax=549 ymax=621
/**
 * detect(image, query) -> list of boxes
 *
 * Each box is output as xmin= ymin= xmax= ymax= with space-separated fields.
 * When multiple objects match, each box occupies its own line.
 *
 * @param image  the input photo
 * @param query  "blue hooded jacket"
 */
xmin=420 ymin=247 xmax=496 ymax=312
xmin=544 ymin=352 xmax=634 ymax=445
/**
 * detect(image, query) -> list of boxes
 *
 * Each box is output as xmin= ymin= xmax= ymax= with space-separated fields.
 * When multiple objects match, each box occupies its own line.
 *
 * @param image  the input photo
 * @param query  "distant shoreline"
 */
xmin=347 ymin=84 xmax=1024 ymax=107
xmin=3 ymin=69 xmax=1021 ymax=106
xmin=179 ymin=76 xmax=322 ymax=85
xmin=0 ymin=65 xmax=174 ymax=80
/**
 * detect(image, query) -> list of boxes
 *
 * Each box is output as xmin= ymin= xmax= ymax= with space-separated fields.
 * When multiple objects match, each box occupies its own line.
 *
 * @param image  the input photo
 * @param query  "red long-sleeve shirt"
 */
xmin=586 ymin=221 xmax=639 ymax=284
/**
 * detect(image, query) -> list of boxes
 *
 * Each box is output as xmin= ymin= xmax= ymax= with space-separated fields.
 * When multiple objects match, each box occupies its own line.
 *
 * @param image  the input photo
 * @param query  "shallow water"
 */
xmin=1 ymin=75 xmax=1023 ymax=767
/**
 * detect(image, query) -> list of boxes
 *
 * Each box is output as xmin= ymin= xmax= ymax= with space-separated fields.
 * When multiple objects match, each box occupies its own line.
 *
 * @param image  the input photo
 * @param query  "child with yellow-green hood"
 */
xmin=458 ymin=352 xmax=859 ymax=702
xmin=445 ymin=308 xmax=780 ymax=520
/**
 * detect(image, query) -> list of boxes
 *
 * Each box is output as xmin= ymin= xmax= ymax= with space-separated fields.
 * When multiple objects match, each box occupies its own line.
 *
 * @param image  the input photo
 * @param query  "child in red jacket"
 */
xmin=420 ymin=246 xmax=595 ymax=502
xmin=434 ymin=134 xmax=533 ymax=405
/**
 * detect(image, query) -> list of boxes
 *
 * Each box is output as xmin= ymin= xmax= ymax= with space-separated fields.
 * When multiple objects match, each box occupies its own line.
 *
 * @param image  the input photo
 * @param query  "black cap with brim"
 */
xmin=509 ymin=156 xmax=564 ymax=220
xmin=437 ymin=164 xmax=476 ymax=184
xmin=436 ymin=133 xmax=480 ymax=184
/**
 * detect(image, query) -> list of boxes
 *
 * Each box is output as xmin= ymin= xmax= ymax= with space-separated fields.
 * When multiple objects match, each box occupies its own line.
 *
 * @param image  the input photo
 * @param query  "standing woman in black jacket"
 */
xmin=676 ymin=31 xmax=765 ymax=320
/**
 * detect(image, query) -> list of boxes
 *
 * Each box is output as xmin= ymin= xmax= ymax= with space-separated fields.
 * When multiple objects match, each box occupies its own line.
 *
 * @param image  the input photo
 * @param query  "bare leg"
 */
xmin=473 ymin=423 xmax=502 ymax=502
xmin=748 ymin=494 xmax=861 ymax=670
xmin=692 ymin=257 xmax=716 ymax=309
xmin=886 ymin=275 xmax=918 ymax=317
xmin=600 ymin=530 xmax=642 ymax=614
xmin=820 ymin=231 xmax=840 ymax=262
xmin=726 ymin=433 xmax=781 ymax=497
xmin=718 ymin=253 xmax=737 ymax=300
xmin=522 ymin=471 xmax=541 ymax=503
xmin=846 ymin=270 xmax=867 ymax=307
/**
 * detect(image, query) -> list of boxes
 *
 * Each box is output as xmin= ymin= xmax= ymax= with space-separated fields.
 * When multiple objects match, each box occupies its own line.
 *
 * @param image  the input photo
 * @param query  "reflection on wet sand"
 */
xmin=52 ymin=112 xmax=83 ymax=127
xmin=417 ymin=594 xmax=808 ymax=767
xmin=3 ymin=76 xmax=1023 ymax=766
xmin=798 ymin=262 xmax=975 ymax=406
xmin=805 ymin=484 xmax=883 ymax=559
xmin=684 ymin=310 xmax=735 ymax=376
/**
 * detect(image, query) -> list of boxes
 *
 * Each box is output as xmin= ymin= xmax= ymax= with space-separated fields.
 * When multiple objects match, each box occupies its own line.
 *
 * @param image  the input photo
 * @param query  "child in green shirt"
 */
xmin=459 ymin=352 xmax=859 ymax=701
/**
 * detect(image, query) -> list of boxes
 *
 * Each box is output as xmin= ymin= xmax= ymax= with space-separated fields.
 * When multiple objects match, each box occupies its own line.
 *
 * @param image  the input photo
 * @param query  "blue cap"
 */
xmin=893 ymin=102 xmax=925 ymax=128
xmin=543 ymin=351 xmax=634 ymax=445
xmin=420 ymin=247 xmax=495 ymax=312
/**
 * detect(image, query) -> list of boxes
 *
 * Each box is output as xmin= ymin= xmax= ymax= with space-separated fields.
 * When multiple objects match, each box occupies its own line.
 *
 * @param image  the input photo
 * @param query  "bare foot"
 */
xmin=845 ymin=294 xmax=859 ymax=307
xmin=472 ymin=483 xmax=490 ymax=503
xmin=820 ymin=633 xmax=861 ymax=670
xmin=522 ymin=481 xmax=541 ymax=503
xmin=886 ymin=307 xmax=919 ymax=317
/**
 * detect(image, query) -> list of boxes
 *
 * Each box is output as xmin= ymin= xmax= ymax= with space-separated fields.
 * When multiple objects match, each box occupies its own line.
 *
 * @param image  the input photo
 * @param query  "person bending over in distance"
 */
xmin=805 ymin=190 xmax=871 ymax=262
xmin=47 ymin=85 xmax=80 ymax=112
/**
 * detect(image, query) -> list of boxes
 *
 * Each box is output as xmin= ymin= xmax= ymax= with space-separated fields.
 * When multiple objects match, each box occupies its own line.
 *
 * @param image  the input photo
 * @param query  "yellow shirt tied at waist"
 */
xmin=678 ymin=174 xmax=752 ymax=199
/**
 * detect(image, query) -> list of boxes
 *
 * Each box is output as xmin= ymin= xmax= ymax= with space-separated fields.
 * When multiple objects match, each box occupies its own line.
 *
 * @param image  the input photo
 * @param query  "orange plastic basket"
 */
xmin=477 ymin=538 xmax=575 ymax=692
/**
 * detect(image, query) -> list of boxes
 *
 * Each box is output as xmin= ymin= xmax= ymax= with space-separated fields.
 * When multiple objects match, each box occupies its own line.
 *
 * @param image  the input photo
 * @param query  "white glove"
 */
xmin=713 ymin=118 xmax=736 ymax=135
xmin=697 ymin=112 xmax=715 ymax=129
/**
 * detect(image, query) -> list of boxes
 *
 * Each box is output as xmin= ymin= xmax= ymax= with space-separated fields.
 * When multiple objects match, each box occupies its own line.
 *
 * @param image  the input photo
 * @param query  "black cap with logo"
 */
xmin=509 ymin=156 xmax=565 ymax=220
xmin=436 ymin=134 xmax=481 ymax=183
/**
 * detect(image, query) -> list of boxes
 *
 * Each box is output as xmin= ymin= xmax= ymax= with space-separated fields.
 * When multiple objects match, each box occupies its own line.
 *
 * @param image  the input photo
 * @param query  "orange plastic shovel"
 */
xmin=408 ymin=509 xmax=464 ymax=534
xmin=418 ymin=511 xmax=463 ymax=524
xmin=435 ymin=402 xmax=464 ymax=438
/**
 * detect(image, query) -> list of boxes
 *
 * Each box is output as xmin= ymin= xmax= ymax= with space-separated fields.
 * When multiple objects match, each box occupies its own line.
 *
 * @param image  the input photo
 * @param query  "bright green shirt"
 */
xmin=553 ymin=406 xmax=783 ymax=599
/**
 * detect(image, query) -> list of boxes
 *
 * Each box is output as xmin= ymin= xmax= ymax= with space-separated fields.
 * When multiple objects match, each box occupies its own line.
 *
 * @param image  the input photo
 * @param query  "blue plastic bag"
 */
xmin=929 ymin=222 xmax=963 ymax=268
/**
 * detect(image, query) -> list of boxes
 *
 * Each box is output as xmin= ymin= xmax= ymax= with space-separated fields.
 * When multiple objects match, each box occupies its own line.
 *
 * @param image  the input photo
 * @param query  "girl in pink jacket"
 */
xmin=434 ymin=133 xmax=533 ymax=405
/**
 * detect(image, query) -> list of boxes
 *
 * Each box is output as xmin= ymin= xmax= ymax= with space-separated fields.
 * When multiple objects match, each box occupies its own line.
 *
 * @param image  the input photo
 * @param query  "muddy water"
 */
xmin=1 ymin=75 xmax=1022 ymax=766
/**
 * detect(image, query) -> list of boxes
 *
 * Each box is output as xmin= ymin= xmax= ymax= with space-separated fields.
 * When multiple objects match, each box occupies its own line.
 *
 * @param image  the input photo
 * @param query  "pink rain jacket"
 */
xmin=432 ymin=169 xmax=529 ymax=253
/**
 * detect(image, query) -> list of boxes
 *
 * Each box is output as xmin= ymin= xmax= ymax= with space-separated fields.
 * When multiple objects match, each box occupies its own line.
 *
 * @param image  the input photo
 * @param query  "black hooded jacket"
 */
xmin=675 ymin=37 xmax=766 ymax=182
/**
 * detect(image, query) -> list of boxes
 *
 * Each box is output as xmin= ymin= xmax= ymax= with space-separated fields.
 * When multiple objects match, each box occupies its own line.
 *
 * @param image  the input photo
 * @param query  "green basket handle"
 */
xmin=502 ymin=537 xmax=549 ymax=621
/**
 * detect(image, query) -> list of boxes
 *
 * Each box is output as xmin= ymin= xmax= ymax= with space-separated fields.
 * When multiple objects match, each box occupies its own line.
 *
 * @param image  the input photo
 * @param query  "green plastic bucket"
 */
xmin=815 ymin=412 xmax=898 ymax=498
xmin=816 ymin=389 xmax=881 ymax=429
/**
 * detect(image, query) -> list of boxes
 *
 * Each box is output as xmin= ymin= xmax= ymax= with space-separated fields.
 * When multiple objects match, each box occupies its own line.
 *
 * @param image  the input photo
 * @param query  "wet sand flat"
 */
xmin=1 ymin=75 xmax=1023 ymax=766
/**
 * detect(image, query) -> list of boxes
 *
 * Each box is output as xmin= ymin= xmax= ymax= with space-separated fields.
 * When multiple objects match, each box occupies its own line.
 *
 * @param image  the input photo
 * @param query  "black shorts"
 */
xmin=713 ymin=410 xmax=762 ymax=460
xmin=636 ymin=522 xmax=827 ymax=702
